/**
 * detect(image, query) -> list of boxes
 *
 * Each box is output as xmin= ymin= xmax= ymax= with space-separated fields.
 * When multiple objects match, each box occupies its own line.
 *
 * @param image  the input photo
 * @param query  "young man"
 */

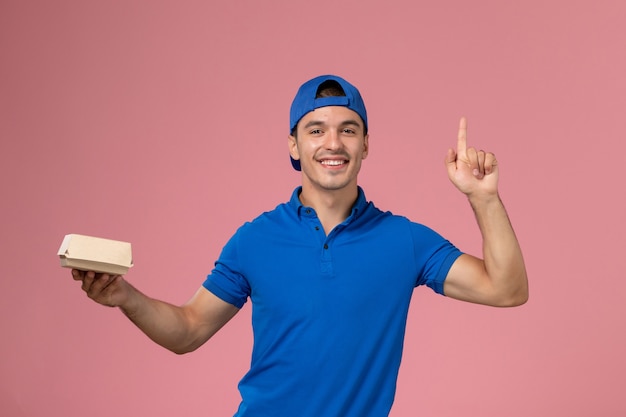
xmin=72 ymin=75 xmax=528 ymax=417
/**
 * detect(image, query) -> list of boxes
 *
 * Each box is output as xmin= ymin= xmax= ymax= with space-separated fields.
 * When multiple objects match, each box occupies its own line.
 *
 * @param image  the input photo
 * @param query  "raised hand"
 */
xmin=445 ymin=117 xmax=499 ymax=198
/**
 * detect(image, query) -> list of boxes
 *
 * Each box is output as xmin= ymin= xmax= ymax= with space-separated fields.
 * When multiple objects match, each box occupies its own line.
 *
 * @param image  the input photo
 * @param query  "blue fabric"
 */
xmin=289 ymin=74 xmax=368 ymax=133
xmin=203 ymin=187 xmax=462 ymax=417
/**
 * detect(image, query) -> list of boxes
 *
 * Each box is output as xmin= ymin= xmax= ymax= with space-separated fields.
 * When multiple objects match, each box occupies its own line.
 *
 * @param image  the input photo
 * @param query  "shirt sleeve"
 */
xmin=410 ymin=223 xmax=463 ymax=295
xmin=202 ymin=230 xmax=251 ymax=308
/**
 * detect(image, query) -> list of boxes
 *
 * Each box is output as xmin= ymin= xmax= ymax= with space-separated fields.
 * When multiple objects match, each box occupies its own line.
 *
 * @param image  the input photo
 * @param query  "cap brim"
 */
xmin=290 ymin=156 xmax=301 ymax=171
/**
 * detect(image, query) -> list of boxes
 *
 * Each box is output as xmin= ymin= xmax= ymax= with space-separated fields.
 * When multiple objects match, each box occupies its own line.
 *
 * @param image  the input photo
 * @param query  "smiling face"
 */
xmin=288 ymin=106 xmax=369 ymax=195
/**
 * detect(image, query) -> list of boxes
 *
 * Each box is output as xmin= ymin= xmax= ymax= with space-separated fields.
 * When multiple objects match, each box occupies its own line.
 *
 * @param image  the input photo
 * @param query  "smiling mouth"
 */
xmin=320 ymin=159 xmax=347 ymax=166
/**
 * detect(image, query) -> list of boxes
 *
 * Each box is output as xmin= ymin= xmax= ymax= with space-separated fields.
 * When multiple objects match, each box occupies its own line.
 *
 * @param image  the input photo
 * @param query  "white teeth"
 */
xmin=321 ymin=160 xmax=345 ymax=166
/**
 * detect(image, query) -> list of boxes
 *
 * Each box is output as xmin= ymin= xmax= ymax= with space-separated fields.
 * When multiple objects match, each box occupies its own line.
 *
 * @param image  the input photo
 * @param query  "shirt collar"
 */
xmin=289 ymin=186 xmax=368 ymax=220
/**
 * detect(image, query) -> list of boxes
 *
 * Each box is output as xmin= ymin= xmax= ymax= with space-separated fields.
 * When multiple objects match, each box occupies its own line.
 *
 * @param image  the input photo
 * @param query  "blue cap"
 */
xmin=289 ymin=75 xmax=368 ymax=171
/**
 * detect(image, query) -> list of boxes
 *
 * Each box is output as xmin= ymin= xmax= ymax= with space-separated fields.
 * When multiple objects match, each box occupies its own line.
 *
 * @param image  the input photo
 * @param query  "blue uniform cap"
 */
xmin=289 ymin=75 xmax=368 ymax=171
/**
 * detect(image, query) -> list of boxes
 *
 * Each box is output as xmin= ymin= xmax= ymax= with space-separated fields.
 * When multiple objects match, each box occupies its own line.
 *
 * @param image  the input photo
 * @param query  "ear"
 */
xmin=288 ymin=134 xmax=300 ymax=161
xmin=362 ymin=134 xmax=369 ymax=160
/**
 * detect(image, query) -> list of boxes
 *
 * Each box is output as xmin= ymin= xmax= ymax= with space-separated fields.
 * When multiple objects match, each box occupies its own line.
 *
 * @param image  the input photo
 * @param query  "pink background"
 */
xmin=1 ymin=1 xmax=625 ymax=416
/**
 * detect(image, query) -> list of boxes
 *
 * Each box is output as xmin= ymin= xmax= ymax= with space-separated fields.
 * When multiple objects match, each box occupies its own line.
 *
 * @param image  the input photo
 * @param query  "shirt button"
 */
xmin=305 ymin=209 xmax=311 ymax=214
xmin=323 ymin=244 xmax=328 ymax=250
xmin=315 ymin=226 xmax=320 ymax=231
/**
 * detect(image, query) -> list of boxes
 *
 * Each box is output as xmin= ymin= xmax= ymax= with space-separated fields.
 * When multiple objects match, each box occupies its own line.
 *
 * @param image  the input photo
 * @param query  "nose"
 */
xmin=324 ymin=129 xmax=342 ymax=150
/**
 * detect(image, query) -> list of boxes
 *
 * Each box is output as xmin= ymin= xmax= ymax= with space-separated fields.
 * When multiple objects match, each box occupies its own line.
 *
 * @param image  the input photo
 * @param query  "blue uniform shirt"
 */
xmin=203 ymin=187 xmax=462 ymax=417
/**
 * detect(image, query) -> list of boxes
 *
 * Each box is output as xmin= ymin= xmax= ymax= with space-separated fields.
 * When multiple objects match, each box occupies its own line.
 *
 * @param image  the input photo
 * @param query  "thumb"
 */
xmin=445 ymin=147 xmax=457 ymax=176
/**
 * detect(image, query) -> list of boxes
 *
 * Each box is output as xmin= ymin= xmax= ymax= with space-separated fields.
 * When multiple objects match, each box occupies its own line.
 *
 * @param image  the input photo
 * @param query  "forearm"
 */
xmin=469 ymin=193 xmax=528 ymax=305
xmin=74 ymin=271 xmax=235 ymax=352
xmin=119 ymin=284 xmax=201 ymax=354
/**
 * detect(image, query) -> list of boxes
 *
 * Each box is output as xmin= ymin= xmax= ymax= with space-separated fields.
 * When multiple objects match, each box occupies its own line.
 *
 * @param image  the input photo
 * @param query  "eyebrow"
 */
xmin=302 ymin=119 xmax=363 ymax=129
xmin=303 ymin=120 xmax=325 ymax=129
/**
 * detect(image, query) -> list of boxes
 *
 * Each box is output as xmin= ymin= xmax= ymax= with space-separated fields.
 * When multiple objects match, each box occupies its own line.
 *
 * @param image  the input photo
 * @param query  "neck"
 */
xmin=299 ymin=184 xmax=358 ymax=235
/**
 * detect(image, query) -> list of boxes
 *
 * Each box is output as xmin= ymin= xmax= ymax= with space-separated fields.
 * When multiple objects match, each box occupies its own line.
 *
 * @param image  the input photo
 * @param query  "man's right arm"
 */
xmin=72 ymin=270 xmax=240 ymax=354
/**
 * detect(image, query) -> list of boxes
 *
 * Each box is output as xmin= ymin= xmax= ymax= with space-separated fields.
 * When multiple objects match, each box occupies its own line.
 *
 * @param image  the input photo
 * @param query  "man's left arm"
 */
xmin=442 ymin=117 xmax=528 ymax=307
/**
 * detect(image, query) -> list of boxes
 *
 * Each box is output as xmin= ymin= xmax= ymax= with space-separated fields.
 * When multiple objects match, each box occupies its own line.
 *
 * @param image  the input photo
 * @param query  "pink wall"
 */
xmin=1 ymin=1 xmax=625 ymax=416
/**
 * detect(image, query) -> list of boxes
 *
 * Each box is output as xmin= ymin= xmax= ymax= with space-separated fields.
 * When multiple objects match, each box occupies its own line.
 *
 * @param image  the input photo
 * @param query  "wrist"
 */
xmin=467 ymin=191 xmax=500 ymax=208
xmin=118 ymin=280 xmax=143 ymax=317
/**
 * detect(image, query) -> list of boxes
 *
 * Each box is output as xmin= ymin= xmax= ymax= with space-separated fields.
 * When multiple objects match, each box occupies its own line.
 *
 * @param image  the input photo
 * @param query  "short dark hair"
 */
xmin=315 ymin=80 xmax=346 ymax=98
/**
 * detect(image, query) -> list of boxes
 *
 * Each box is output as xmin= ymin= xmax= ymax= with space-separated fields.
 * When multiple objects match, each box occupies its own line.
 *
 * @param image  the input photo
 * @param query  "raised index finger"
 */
xmin=457 ymin=116 xmax=468 ymax=155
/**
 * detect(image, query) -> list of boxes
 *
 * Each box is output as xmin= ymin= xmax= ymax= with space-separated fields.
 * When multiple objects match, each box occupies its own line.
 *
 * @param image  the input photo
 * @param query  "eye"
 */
xmin=309 ymin=129 xmax=323 ymax=135
xmin=342 ymin=128 xmax=356 ymax=134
